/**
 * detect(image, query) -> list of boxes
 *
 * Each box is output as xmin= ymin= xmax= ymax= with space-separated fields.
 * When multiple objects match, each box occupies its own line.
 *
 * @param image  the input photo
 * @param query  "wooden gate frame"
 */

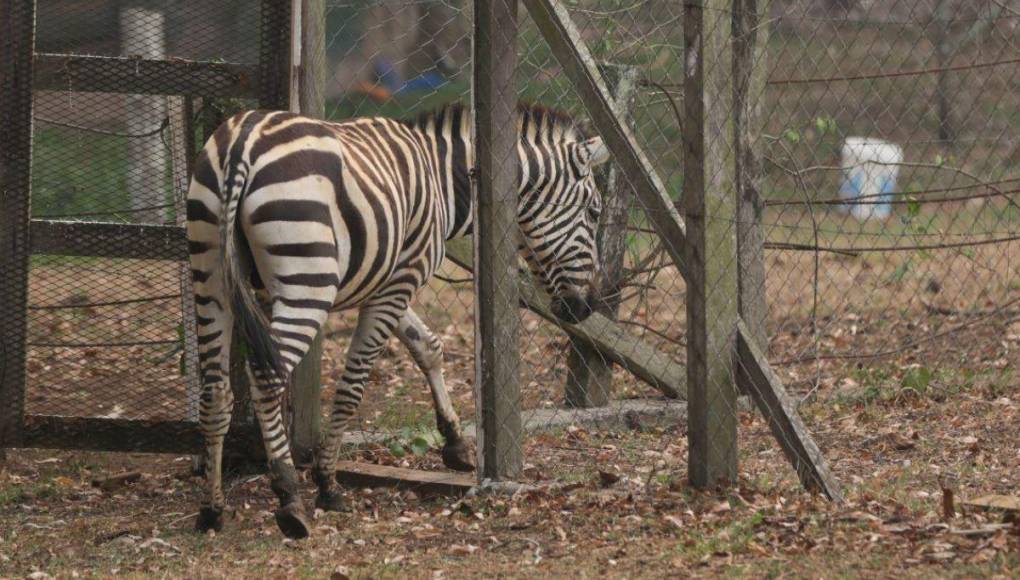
xmin=0 ymin=0 xmax=291 ymax=455
xmin=472 ymin=0 xmax=843 ymax=500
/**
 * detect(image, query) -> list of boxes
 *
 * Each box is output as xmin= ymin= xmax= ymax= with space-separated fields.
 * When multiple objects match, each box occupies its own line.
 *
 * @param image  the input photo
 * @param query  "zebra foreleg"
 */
xmin=313 ymin=301 xmax=403 ymax=512
xmin=396 ymin=308 xmax=474 ymax=472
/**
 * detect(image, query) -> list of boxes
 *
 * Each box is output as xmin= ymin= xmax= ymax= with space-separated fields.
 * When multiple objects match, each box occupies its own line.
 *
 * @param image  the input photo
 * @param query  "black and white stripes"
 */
xmin=186 ymin=102 xmax=610 ymax=538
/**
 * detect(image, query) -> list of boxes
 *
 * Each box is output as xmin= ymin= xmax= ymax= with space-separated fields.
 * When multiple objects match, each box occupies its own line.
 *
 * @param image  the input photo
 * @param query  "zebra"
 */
xmin=186 ymin=102 xmax=611 ymax=538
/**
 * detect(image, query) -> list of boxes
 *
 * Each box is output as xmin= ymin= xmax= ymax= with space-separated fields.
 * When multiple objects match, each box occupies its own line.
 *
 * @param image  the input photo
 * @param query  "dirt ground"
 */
xmin=11 ymin=205 xmax=1019 ymax=577
xmin=2 ymin=318 xmax=1018 ymax=578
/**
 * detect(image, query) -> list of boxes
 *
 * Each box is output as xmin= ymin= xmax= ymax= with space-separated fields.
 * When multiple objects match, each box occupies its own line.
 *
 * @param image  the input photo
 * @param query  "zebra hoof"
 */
xmin=315 ymin=489 xmax=349 ymax=513
xmin=195 ymin=507 xmax=224 ymax=533
xmin=274 ymin=502 xmax=311 ymax=539
xmin=442 ymin=440 xmax=475 ymax=472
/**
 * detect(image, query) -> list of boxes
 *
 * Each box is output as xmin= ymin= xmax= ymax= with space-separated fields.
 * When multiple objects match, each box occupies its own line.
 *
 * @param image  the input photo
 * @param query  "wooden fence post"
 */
xmin=0 ymin=0 xmax=36 ymax=449
xmin=565 ymin=63 xmax=639 ymax=409
xmin=289 ymin=0 xmax=326 ymax=466
xmin=734 ymin=0 xmax=769 ymax=384
xmin=472 ymin=0 xmax=523 ymax=482
xmin=684 ymin=0 xmax=739 ymax=488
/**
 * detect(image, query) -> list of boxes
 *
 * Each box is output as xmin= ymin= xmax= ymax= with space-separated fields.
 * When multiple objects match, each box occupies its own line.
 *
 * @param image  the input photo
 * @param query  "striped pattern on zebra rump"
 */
xmin=186 ymin=101 xmax=611 ymax=538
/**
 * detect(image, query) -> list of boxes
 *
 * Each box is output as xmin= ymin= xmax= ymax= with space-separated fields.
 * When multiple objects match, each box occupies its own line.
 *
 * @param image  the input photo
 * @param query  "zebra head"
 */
xmin=518 ymin=132 xmax=611 ymax=324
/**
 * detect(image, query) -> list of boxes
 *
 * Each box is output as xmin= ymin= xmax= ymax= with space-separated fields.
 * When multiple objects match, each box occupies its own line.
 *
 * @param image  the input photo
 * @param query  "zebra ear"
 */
xmin=580 ymin=136 xmax=611 ymax=167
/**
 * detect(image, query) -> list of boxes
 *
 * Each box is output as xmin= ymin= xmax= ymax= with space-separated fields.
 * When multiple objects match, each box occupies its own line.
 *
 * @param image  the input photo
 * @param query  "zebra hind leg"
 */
xmin=313 ymin=301 xmax=406 ymax=512
xmin=248 ymin=366 xmax=313 ymax=539
xmin=192 ymin=289 xmax=235 ymax=533
xmin=246 ymin=290 xmax=335 ymax=537
xmin=396 ymin=308 xmax=474 ymax=472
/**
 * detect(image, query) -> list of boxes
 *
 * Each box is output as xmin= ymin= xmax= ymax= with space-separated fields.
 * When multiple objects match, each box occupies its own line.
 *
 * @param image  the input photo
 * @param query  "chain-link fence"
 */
xmin=3 ymin=0 xmax=1016 ymax=499
xmin=310 ymin=0 xmax=1017 ymax=492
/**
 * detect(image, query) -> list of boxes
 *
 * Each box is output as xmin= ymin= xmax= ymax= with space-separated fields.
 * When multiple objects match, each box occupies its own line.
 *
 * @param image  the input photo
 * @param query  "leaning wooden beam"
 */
xmin=521 ymin=0 xmax=689 ymax=282
xmin=445 ymin=239 xmax=684 ymax=400
xmin=735 ymin=320 xmax=844 ymax=502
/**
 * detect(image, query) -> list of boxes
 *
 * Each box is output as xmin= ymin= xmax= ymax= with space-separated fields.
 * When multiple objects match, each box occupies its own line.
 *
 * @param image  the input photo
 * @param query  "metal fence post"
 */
xmin=289 ymin=0 xmax=326 ymax=466
xmin=565 ymin=63 xmax=639 ymax=409
xmin=472 ymin=0 xmax=523 ymax=482
xmin=684 ymin=0 xmax=739 ymax=488
xmin=0 ymin=0 xmax=36 ymax=449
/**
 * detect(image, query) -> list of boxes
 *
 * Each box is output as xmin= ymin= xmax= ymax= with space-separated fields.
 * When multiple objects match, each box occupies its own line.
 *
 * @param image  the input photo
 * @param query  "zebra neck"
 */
xmin=438 ymin=109 xmax=474 ymax=241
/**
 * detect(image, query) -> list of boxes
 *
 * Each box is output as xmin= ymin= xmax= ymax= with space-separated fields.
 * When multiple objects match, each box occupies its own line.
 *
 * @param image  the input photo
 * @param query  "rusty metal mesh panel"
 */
xmin=21 ymin=0 xmax=278 ymax=451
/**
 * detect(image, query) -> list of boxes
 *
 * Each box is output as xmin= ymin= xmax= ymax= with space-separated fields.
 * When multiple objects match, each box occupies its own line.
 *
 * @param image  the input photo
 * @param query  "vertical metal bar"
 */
xmin=0 ymin=0 xmax=36 ymax=448
xmin=683 ymin=0 xmax=739 ymax=488
xmin=565 ymin=63 xmax=638 ymax=409
xmin=289 ymin=0 xmax=326 ymax=466
xmin=734 ymin=0 xmax=769 ymax=372
xmin=168 ymin=95 xmax=202 ymax=423
xmin=472 ymin=0 xmax=522 ymax=482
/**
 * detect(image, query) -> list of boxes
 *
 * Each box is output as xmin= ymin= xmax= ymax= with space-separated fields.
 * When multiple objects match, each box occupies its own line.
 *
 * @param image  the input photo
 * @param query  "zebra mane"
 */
xmin=406 ymin=101 xmax=589 ymax=142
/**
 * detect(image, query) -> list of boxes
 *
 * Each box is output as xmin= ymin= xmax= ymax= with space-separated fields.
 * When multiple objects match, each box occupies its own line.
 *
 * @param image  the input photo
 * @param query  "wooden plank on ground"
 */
xmin=962 ymin=495 xmax=1020 ymax=513
xmin=735 ymin=320 xmax=844 ymax=502
xmin=521 ymin=0 xmax=689 ymax=282
xmin=445 ymin=239 xmax=684 ymax=400
xmin=334 ymin=461 xmax=474 ymax=496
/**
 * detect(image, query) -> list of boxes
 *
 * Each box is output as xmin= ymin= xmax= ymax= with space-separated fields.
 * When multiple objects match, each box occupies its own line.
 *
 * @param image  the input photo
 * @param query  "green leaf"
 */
xmin=889 ymin=260 xmax=911 ymax=283
xmin=409 ymin=436 xmax=431 ymax=457
xmin=387 ymin=441 xmax=406 ymax=458
xmin=782 ymin=128 xmax=801 ymax=144
xmin=906 ymin=197 xmax=922 ymax=218
xmin=814 ymin=117 xmax=837 ymax=135
xmin=901 ymin=367 xmax=933 ymax=393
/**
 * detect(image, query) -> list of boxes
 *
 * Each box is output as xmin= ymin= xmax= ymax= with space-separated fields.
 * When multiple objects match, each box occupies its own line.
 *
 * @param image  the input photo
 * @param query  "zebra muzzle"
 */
xmin=550 ymin=292 xmax=593 ymax=324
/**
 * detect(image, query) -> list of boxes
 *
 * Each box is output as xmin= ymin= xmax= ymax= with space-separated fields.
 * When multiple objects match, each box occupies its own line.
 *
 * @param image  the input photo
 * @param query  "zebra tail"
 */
xmin=219 ymin=163 xmax=289 ymax=382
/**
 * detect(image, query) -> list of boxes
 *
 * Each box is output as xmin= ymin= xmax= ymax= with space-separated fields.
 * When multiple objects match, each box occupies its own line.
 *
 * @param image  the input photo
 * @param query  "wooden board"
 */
xmin=334 ymin=461 xmax=475 ymax=496
xmin=735 ymin=320 xmax=844 ymax=502
xmin=34 ymin=53 xmax=261 ymax=98
xmin=30 ymin=220 xmax=187 ymax=261
xmin=963 ymin=495 xmax=1020 ymax=513
xmin=471 ymin=0 xmax=523 ymax=482
xmin=682 ymin=0 xmax=739 ymax=488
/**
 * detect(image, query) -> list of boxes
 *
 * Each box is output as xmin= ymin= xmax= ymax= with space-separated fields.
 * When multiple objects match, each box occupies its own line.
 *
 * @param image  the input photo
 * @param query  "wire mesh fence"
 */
xmin=4 ymin=0 xmax=289 ymax=452
xmin=3 ymin=0 xmax=1016 ymax=502
xmin=310 ymin=0 xmax=1017 ymax=492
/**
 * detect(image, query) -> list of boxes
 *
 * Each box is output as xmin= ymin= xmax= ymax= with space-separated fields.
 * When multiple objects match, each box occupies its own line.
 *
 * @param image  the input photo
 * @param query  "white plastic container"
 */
xmin=839 ymin=137 xmax=903 ymax=220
